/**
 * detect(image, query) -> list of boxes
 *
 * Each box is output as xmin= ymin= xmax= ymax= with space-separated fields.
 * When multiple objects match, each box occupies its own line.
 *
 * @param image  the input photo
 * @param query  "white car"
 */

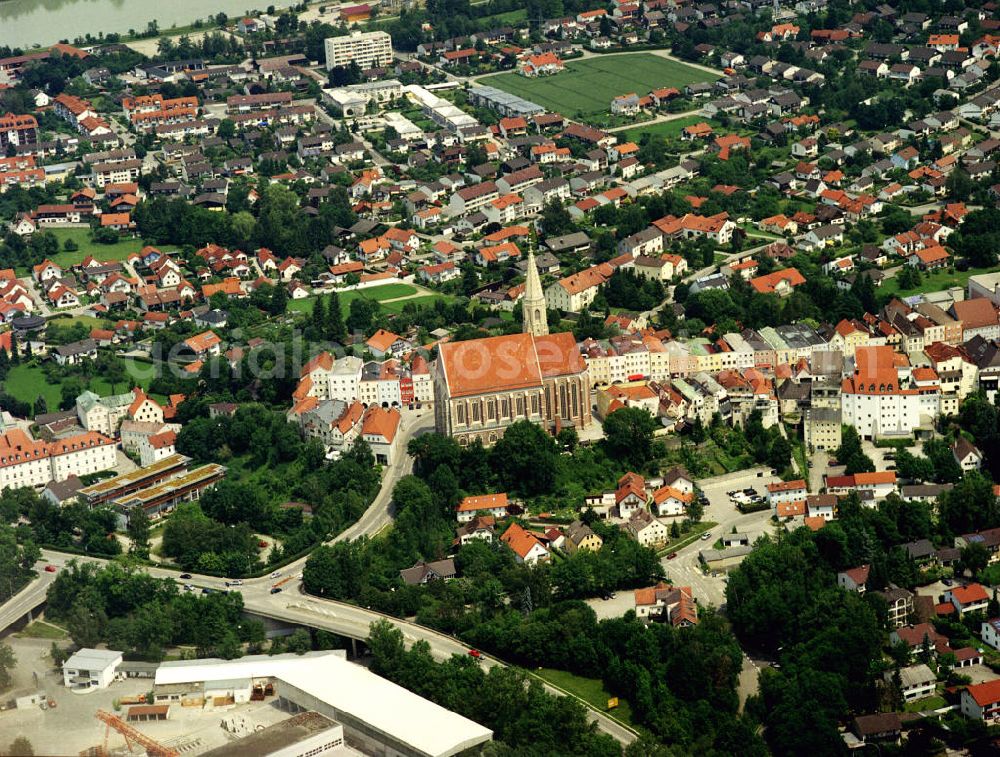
xmin=270 ymin=571 xmax=281 ymax=579
xmin=700 ymin=532 xmax=712 ymax=540
xmin=183 ymin=584 xmax=194 ymax=591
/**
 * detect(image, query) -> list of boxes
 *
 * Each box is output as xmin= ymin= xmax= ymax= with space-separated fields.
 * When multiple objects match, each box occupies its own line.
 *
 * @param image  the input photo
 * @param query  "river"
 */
xmin=1 ymin=0 xmax=291 ymax=49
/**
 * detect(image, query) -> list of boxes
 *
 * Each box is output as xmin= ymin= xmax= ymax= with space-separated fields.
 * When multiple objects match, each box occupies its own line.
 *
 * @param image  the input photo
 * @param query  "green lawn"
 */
xmin=658 ymin=520 xmax=718 ymax=556
xmin=47 ymin=228 xmax=146 ymax=268
xmin=288 ymin=284 xmax=441 ymax=316
xmin=17 ymin=620 xmax=68 ymax=639
xmin=4 ymin=359 xmax=158 ymax=411
xmin=881 ymin=265 xmax=1000 ymax=297
xmin=478 ymin=7 xmax=527 ymax=23
xmin=533 ymin=668 xmax=639 ymax=730
xmin=486 ymin=54 xmax=717 ymax=117
xmin=904 ymin=695 xmax=946 ymax=713
xmin=622 ymin=114 xmax=717 ymax=143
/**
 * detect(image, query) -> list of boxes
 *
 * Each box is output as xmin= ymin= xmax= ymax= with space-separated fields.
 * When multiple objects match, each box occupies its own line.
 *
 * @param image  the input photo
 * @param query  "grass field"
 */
xmin=533 ymin=668 xmax=639 ymax=730
xmin=288 ymin=283 xmax=442 ymax=316
xmin=17 ymin=620 xmax=68 ymax=639
xmin=485 ymin=54 xmax=716 ymax=117
xmin=47 ymin=228 xmax=146 ymax=268
xmin=622 ymin=114 xmax=716 ymax=143
xmin=4 ymin=358 xmax=159 ymax=410
xmin=881 ymin=265 xmax=999 ymax=297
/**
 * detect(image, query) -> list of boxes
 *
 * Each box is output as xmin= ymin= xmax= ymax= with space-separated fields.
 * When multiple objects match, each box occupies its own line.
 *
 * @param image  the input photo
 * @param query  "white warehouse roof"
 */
xmin=155 ymin=651 xmax=492 ymax=757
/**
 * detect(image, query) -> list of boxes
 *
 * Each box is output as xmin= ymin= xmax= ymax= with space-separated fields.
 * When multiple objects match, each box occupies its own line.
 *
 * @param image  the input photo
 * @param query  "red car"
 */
xmin=44 ymin=565 xmax=56 ymax=572
xmin=468 ymin=649 xmax=482 ymax=659
xmin=666 ymin=552 xmax=678 ymax=560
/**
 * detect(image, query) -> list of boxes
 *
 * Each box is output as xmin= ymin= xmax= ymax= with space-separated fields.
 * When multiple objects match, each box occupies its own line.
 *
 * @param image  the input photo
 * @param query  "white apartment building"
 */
xmin=0 ymin=429 xmax=116 ymax=491
xmin=325 ymin=31 xmax=393 ymax=70
xmin=841 ymin=346 xmax=940 ymax=439
xmin=299 ymin=354 xmax=432 ymax=408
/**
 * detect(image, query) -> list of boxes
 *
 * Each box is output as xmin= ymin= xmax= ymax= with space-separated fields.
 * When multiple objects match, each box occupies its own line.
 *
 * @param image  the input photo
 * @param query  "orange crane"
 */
xmin=95 ymin=709 xmax=179 ymax=757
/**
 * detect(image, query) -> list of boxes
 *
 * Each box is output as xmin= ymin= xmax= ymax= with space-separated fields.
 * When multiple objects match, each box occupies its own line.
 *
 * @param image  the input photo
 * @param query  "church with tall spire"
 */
xmin=522 ymin=229 xmax=548 ymax=337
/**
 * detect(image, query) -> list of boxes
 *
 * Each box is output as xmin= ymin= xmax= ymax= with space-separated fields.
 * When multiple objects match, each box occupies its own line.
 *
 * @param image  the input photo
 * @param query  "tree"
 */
xmin=540 ymin=200 xmax=575 ymax=236
xmin=490 ymin=421 xmax=558 ymax=496
xmin=310 ymin=295 xmax=326 ymax=335
xmin=961 ymin=542 xmax=990 ymax=579
xmin=326 ymin=292 xmax=346 ymax=341
xmin=767 ymin=436 xmax=792 ymax=472
xmin=346 ymin=297 xmax=379 ymax=334
xmin=603 ymin=407 xmax=658 ymax=468
xmin=7 ymin=737 xmax=33 ymax=757
xmin=217 ymin=119 xmax=236 ymax=139
xmin=127 ymin=505 xmax=151 ymax=559
xmin=268 ymin=284 xmax=288 ymax=316
xmin=835 ymin=426 xmax=875 ymax=474
xmin=0 ymin=643 xmax=15 ymax=690
xmin=286 ymin=628 xmax=312 ymax=654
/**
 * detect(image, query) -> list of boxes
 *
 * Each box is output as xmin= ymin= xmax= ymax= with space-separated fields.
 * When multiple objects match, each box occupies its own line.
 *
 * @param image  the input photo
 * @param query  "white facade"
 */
xmin=325 ymin=31 xmax=393 ymax=70
xmin=63 ymin=649 xmax=122 ymax=690
xmin=841 ymin=387 xmax=940 ymax=439
xmin=0 ymin=429 xmax=116 ymax=491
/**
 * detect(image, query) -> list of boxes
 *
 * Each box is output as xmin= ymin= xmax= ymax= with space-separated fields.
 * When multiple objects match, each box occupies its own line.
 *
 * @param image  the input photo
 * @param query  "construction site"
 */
xmin=1 ymin=637 xmax=491 ymax=757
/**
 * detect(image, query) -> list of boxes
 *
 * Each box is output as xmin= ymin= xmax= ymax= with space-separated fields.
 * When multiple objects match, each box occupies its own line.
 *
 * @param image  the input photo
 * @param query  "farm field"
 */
xmin=46 ymin=228 xmax=147 ymax=268
xmin=485 ymin=54 xmax=716 ymax=117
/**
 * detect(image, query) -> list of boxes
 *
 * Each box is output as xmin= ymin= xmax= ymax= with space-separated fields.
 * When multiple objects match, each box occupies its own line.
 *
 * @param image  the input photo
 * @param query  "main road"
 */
xmin=0 ymin=407 xmax=638 ymax=745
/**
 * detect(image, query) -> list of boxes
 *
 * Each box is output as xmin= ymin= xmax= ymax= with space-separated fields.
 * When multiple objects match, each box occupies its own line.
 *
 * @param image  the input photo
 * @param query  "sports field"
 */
xmin=485 ymin=53 xmax=716 ymax=117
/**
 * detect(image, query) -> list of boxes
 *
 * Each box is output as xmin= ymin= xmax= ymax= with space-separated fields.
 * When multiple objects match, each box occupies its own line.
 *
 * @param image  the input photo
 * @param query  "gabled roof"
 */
xmin=501 ymin=522 xmax=548 ymax=559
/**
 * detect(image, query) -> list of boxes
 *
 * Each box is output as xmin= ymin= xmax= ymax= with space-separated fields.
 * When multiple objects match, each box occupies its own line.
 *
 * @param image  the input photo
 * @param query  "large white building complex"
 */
xmin=325 ymin=31 xmax=393 ymax=70
xmin=0 ymin=428 xmax=116 ymax=491
xmin=841 ymin=345 xmax=940 ymax=439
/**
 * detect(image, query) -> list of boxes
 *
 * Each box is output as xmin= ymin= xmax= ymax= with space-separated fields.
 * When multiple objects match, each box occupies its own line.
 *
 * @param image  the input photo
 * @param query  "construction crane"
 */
xmin=94 ymin=709 xmax=179 ymax=757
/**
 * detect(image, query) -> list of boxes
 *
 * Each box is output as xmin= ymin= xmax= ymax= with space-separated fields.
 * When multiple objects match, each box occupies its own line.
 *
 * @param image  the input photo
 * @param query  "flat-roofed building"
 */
xmin=325 ymin=31 xmax=393 ymax=70
xmin=154 ymin=652 xmax=492 ymax=757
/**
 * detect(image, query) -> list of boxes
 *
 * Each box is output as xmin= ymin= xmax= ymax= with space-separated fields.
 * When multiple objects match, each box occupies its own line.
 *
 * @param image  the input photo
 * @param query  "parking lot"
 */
xmin=660 ymin=468 xmax=781 ymax=607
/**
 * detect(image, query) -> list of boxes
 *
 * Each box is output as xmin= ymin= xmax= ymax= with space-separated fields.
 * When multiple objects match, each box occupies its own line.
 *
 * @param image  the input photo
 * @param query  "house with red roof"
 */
xmin=501 ymin=522 xmax=550 ymax=564
xmin=961 ymin=678 xmax=1000 ymax=721
xmin=945 ymin=583 xmax=989 ymax=616
xmin=750 ymin=268 xmax=806 ymax=296
xmin=456 ymin=493 xmax=509 ymax=523
xmin=361 ymin=405 xmax=401 ymax=465
xmin=837 ymin=565 xmax=870 ymax=593
xmin=633 ymin=582 xmax=698 ymax=625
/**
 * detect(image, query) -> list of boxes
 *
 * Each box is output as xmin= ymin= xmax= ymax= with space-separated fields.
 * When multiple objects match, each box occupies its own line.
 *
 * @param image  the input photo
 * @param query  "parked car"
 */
xmin=270 ymin=587 xmax=282 ymax=594
xmin=44 ymin=565 xmax=56 ymax=573
xmin=942 ymin=578 xmax=954 ymax=586
xmin=700 ymin=532 xmax=712 ymax=540
xmin=667 ymin=552 xmax=679 ymax=559
xmin=468 ymin=649 xmax=481 ymax=659
xmin=180 ymin=573 xmax=192 ymax=579
xmin=183 ymin=584 xmax=194 ymax=591
xmin=270 ymin=571 xmax=281 ymax=578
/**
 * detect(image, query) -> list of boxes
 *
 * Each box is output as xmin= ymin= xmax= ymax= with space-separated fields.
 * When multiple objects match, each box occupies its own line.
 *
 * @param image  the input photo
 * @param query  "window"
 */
xmin=531 ymin=395 xmax=540 ymax=414
xmin=516 ymin=396 xmax=525 ymax=416
xmin=472 ymin=402 xmax=481 ymax=422
xmin=457 ymin=404 xmax=466 ymax=424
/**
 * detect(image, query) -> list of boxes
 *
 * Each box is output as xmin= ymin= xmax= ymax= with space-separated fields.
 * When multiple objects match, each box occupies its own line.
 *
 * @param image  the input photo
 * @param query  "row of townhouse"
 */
xmin=294 ymin=352 xmax=434 ymax=409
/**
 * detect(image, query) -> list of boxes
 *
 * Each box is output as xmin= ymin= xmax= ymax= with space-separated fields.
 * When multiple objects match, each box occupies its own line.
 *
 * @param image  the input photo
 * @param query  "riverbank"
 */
xmin=1 ymin=0 xmax=291 ymax=49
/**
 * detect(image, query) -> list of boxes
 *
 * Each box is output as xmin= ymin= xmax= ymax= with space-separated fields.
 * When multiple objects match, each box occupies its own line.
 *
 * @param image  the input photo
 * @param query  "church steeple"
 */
xmin=522 ymin=227 xmax=548 ymax=337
